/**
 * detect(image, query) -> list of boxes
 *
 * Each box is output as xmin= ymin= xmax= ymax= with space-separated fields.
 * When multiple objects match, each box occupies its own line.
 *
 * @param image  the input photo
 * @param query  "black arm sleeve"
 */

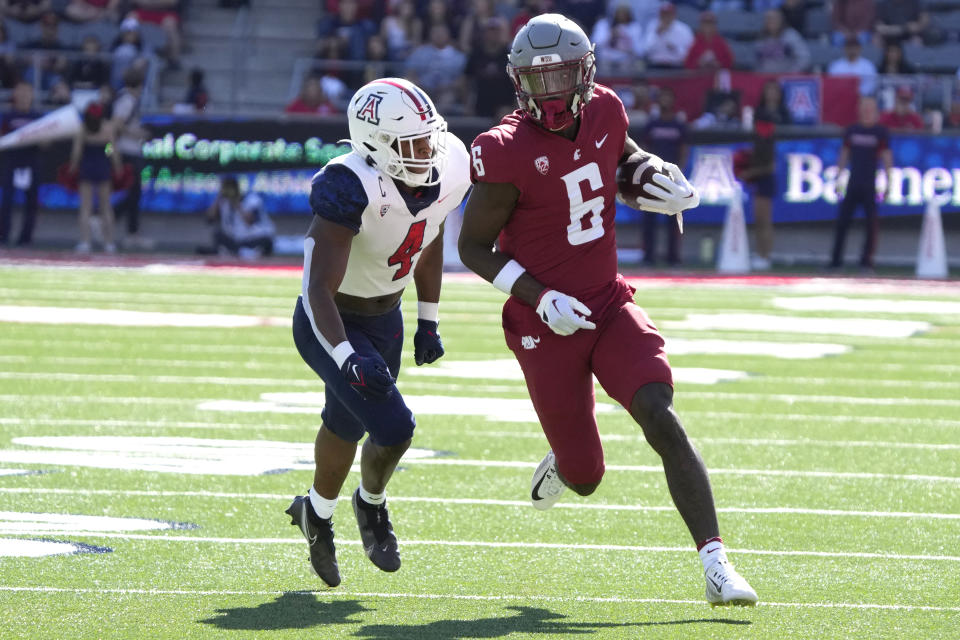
xmin=309 ymin=163 xmax=369 ymax=234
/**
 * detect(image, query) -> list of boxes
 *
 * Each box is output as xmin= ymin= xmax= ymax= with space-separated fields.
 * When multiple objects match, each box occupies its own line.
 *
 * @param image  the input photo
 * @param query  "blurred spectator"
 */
xmin=286 ymin=74 xmax=339 ymax=115
xmin=0 ymin=81 xmax=41 ymax=247
xmin=875 ymin=0 xmax=928 ymax=45
xmin=879 ymin=85 xmax=924 ymax=130
xmin=946 ymin=99 xmax=960 ymax=129
xmin=829 ymin=95 xmax=892 ymax=271
xmin=358 ymin=34 xmax=390 ymax=86
xmin=0 ymin=22 xmax=17 ymax=88
xmin=878 ymin=41 xmax=913 ymax=74
xmin=742 ymin=80 xmax=790 ymax=271
xmin=592 ymin=2 xmax=645 ymax=73
xmin=323 ymin=0 xmax=383 ymax=21
xmin=184 ymin=67 xmax=209 ymax=111
xmin=693 ymin=89 xmax=742 ymax=129
xmin=70 ymin=35 xmax=110 ymax=90
xmin=641 ymin=86 xmax=687 ymax=266
xmin=405 ymin=24 xmax=466 ymax=113
xmin=111 ymin=17 xmax=145 ymax=89
xmin=64 ymin=0 xmax=120 ymax=23
xmin=129 ymin=0 xmax=182 ymax=69
xmin=47 ymin=76 xmax=72 ymax=104
xmin=458 ymin=0 xmax=496 ymax=55
xmin=780 ymin=0 xmax=807 ymax=34
xmin=831 ymin=0 xmax=874 ymax=45
xmin=381 ymin=0 xmax=422 ymax=59
xmin=200 ymin=176 xmax=275 ymax=259
xmin=510 ymin=0 xmax=551 ymax=36
xmin=69 ymin=101 xmax=120 ymax=254
xmin=684 ymin=11 xmax=733 ymax=71
xmin=554 ymin=0 xmax=605 ymax=34
xmin=464 ymin=16 xmax=514 ymax=119
xmin=112 ymin=66 xmax=151 ymax=250
xmin=828 ymin=36 xmax=878 ymax=96
xmin=0 ymin=0 xmax=51 ymax=23
xmin=603 ymin=0 xmax=657 ymax=32
xmin=22 ymin=11 xmax=70 ymax=91
xmin=618 ymin=81 xmax=654 ymax=125
xmin=422 ymin=0 xmax=459 ymax=40
xmin=318 ymin=0 xmax=376 ymax=60
xmin=755 ymin=9 xmax=810 ymax=73
xmin=643 ymin=3 xmax=694 ymax=70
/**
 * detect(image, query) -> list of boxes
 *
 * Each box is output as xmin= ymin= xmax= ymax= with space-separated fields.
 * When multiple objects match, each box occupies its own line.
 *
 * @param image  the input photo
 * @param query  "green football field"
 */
xmin=0 ymin=262 xmax=958 ymax=639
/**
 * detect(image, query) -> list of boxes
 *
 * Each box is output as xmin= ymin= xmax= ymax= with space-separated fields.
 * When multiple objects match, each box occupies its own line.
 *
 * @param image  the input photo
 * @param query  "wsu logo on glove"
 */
xmin=521 ymin=336 xmax=540 ymax=350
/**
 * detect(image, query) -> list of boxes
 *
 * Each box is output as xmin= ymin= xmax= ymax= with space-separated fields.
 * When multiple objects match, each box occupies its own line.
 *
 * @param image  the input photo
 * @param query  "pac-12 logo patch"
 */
xmin=357 ymin=93 xmax=383 ymax=124
xmin=535 ymin=155 xmax=550 ymax=175
xmin=380 ymin=204 xmax=391 ymax=217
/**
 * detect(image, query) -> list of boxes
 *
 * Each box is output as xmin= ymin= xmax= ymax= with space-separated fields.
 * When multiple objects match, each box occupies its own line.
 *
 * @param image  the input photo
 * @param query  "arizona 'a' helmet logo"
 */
xmin=356 ymin=93 xmax=383 ymax=124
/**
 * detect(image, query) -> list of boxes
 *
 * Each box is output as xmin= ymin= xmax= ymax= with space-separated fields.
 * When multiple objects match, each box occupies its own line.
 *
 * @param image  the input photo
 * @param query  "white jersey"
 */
xmin=309 ymin=132 xmax=471 ymax=298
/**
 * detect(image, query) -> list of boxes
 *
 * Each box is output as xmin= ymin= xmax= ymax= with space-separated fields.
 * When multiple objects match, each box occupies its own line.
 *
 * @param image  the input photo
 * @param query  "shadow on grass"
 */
xmin=200 ymin=596 xmax=752 ymax=637
xmin=199 ymin=592 xmax=368 ymax=630
xmin=354 ymin=606 xmax=751 ymax=639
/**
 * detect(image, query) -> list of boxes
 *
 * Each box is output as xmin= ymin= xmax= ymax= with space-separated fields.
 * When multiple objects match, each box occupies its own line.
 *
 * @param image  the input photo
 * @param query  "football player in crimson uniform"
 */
xmin=458 ymin=14 xmax=758 ymax=606
xmin=286 ymin=78 xmax=471 ymax=587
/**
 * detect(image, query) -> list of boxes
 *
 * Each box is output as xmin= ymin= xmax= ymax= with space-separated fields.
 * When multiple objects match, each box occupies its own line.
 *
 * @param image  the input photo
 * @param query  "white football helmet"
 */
xmin=347 ymin=78 xmax=448 ymax=187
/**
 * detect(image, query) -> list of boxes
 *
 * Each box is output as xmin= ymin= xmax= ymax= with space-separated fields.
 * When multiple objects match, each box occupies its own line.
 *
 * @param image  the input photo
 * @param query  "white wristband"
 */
xmin=492 ymin=259 xmax=525 ymax=295
xmin=418 ymin=301 xmax=439 ymax=323
xmin=330 ymin=341 xmax=355 ymax=369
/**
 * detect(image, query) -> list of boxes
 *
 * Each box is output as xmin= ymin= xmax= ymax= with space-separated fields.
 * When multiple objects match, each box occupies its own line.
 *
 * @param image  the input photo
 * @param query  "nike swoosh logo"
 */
xmin=595 ymin=134 xmax=608 ymax=148
xmin=438 ymin=193 xmax=451 ymax=203
xmin=350 ymin=364 xmax=360 ymax=380
xmin=706 ymin=548 xmax=718 ymax=553
xmin=707 ymin=576 xmax=723 ymax=591
xmin=531 ymin=473 xmax=548 ymax=500
xmin=301 ymin=503 xmax=318 ymax=545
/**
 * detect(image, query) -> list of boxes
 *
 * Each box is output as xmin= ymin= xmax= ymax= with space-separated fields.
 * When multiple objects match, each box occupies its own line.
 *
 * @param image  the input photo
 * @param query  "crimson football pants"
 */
xmin=503 ymin=287 xmax=673 ymax=486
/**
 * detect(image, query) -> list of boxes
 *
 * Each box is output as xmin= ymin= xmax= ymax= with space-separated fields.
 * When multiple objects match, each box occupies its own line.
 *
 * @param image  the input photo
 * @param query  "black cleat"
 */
xmin=352 ymin=489 xmax=401 ymax=572
xmin=285 ymin=495 xmax=341 ymax=587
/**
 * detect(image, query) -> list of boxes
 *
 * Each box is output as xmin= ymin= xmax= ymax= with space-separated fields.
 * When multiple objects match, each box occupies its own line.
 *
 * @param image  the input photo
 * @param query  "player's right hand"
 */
xmin=535 ymin=289 xmax=596 ymax=336
xmin=341 ymin=352 xmax=395 ymax=401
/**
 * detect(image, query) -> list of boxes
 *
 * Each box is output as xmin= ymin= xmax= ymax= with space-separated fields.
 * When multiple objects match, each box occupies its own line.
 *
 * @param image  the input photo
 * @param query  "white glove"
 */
xmin=635 ymin=161 xmax=700 ymax=216
xmin=536 ymin=289 xmax=596 ymax=336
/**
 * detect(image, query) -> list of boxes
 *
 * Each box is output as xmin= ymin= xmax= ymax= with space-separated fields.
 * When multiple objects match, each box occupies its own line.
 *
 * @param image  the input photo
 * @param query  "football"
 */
xmin=616 ymin=151 xmax=669 ymax=209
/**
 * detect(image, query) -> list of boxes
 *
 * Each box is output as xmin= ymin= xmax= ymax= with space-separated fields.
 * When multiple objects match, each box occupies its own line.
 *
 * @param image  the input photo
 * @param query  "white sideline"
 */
xmin=1 ymin=533 xmax=958 ymax=564
xmin=0 ymin=585 xmax=957 ymax=613
xmin=0 ymin=488 xmax=957 ymax=520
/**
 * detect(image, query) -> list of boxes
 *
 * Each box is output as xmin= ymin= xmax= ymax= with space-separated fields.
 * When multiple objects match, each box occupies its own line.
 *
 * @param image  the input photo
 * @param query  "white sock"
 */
xmin=358 ymin=485 xmax=385 ymax=506
xmin=308 ymin=486 xmax=337 ymax=520
xmin=699 ymin=537 xmax=729 ymax=571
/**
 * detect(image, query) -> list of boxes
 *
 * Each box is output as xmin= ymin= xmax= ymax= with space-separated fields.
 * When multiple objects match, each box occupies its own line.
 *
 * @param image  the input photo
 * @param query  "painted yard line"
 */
xmin=0 ymin=586 xmax=956 ymax=613
xmin=2 ymin=416 xmax=956 ymax=448
xmin=1 ymin=488 xmax=957 ymax=520
xmin=683 ymin=410 xmax=960 ymax=428
xmin=773 ymin=296 xmax=960 ymax=315
xmin=455 ymin=429 xmax=960 ymax=450
xmin=0 ymin=418 xmax=306 ymax=431
xmin=0 ymin=287 xmax=296 ymax=307
xmin=5 ymin=353 xmax=960 ymax=378
xmin=0 ymin=306 xmax=291 ymax=329
xmin=662 ymin=314 xmax=931 ymax=338
xmin=685 ymin=392 xmax=960 ymax=407
xmin=397 ymin=459 xmax=960 ymax=483
xmin=0 ymin=338 xmax=292 ymax=356
xmin=3 ymin=415 xmax=960 ymax=438
xmin=1 ymin=533 xmax=958 ymax=564
xmin=0 ymin=435 xmax=952 ymax=482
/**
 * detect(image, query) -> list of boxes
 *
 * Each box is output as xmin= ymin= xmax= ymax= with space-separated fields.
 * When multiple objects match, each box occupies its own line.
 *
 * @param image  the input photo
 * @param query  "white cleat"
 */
xmin=530 ymin=450 xmax=566 ymax=510
xmin=705 ymin=560 xmax=758 ymax=607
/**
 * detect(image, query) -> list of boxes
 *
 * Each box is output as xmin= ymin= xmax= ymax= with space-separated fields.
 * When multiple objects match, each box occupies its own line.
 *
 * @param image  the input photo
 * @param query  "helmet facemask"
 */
xmin=508 ymin=51 xmax=596 ymax=131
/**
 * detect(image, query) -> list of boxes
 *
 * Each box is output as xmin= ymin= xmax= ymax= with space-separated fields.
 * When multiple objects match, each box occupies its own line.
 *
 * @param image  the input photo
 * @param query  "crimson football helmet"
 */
xmin=507 ymin=14 xmax=596 ymax=131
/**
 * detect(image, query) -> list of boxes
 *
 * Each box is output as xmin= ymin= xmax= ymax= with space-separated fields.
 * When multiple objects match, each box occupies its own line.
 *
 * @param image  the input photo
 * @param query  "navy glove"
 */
xmin=341 ymin=352 xmax=395 ymax=400
xmin=414 ymin=319 xmax=444 ymax=366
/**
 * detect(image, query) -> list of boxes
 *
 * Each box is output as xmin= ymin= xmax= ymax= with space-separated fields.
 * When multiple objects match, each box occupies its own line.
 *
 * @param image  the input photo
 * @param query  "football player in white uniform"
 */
xmin=286 ymin=78 xmax=471 ymax=586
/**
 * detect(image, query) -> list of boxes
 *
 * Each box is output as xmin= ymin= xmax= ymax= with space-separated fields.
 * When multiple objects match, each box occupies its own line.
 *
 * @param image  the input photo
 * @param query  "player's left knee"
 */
xmin=568 ymin=481 xmax=600 ymax=496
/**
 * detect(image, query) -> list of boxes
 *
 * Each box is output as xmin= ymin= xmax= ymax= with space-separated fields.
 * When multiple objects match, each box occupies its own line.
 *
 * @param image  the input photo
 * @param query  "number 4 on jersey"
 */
xmin=388 ymin=219 xmax=427 ymax=280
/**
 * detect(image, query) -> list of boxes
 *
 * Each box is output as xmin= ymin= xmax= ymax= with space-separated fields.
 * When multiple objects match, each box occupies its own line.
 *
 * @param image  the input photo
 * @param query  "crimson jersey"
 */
xmin=470 ymin=84 xmax=629 ymax=298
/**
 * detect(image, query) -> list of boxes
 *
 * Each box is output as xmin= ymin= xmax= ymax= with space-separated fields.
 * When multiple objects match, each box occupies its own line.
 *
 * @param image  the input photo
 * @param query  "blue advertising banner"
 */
xmin=618 ymin=134 xmax=960 ymax=227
